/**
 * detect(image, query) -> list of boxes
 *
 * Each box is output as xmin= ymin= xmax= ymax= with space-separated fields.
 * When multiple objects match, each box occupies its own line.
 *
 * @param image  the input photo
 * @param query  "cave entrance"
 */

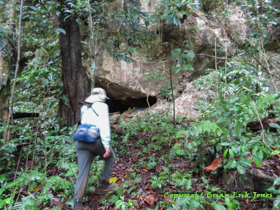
xmin=106 ymin=95 xmax=157 ymax=114
xmin=94 ymin=77 xmax=158 ymax=114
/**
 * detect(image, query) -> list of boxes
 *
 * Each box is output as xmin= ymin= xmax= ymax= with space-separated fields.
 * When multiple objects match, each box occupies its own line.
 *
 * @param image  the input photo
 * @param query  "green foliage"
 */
xmin=170 ymin=172 xmax=193 ymax=191
xmin=115 ymin=195 xmax=138 ymax=210
xmin=151 ymin=175 xmax=165 ymax=190
xmin=268 ymin=177 xmax=280 ymax=208
xmin=171 ymin=47 xmax=195 ymax=72
xmin=154 ymin=0 xmax=200 ymax=26
xmin=180 ymin=91 xmax=279 ymax=172
xmin=0 ymin=120 xmax=78 ymax=208
xmin=70 ymin=0 xmax=152 ymax=63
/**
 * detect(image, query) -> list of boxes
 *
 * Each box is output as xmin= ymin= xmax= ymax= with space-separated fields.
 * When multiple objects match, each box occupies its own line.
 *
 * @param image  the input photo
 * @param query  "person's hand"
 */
xmin=103 ymin=148 xmax=110 ymax=158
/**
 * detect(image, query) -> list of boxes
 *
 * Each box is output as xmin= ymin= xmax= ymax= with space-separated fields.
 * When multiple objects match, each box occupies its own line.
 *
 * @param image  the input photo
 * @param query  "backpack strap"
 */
xmin=90 ymin=107 xmax=99 ymax=117
xmin=87 ymin=104 xmax=99 ymax=117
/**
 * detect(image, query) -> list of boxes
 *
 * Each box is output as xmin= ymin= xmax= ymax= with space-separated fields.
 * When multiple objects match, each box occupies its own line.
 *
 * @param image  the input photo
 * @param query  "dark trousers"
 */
xmin=74 ymin=138 xmax=115 ymax=199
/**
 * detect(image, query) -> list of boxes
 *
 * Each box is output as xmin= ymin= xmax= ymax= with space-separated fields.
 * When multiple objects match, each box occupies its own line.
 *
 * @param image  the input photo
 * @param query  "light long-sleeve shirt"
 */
xmin=80 ymin=102 xmax=111 ymax=148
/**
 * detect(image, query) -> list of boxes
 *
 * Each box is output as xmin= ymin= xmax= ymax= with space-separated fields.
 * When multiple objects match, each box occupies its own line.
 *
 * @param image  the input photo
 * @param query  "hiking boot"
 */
xmin=74 ymin=199 xmax=83 ymax=210
xmin=94 ymin=180 xmax=114 ymax=195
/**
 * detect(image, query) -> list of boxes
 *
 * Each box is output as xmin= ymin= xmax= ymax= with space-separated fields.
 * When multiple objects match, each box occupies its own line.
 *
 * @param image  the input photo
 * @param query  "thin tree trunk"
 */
xmin=4 ymin=0 xmax=23 ymax=143
xmin=88 ymin=0 xmax=95 ymax=89
xmin=0 ymin=0 xmax=16 ymax=139
xmin=169 ymin=59 xmax=176 ymax=128
xmin=57 ymin=5 xmax=90 ymax=126
xmin=255 ymin=0 xmax=262 ymax=93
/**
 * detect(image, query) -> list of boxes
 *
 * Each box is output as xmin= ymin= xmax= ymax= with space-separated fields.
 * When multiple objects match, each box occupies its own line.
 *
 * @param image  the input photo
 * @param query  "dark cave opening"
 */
xmin=106 ymin=96 xmax=157 ymax=114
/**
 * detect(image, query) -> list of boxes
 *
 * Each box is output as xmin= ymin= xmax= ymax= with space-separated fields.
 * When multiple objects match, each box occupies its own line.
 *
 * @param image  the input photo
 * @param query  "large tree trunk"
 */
xmin=58 ymin=9 xmax=90 ymax=126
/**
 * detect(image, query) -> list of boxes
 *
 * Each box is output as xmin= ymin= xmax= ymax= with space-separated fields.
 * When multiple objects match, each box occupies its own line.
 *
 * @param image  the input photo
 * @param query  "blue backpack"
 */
xmin=73 ymin=105 xmax=100 ymax=143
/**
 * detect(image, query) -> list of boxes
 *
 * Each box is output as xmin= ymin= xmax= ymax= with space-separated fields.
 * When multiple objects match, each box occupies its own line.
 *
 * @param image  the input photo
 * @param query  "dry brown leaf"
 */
xmin=204 ymin=157 xmax=222 ymax=172
xmin=32 ymin=186 xmax=41 ymax=192
xmin=145 ymin=195 xmax=155 ymax=206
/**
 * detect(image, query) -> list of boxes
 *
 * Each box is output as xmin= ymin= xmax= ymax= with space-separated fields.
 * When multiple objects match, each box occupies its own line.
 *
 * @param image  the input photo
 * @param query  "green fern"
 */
xmin=197 ymin=121 xmax=228 ymax=136
xmin=13 ymin=194 xmax=39 ymax=210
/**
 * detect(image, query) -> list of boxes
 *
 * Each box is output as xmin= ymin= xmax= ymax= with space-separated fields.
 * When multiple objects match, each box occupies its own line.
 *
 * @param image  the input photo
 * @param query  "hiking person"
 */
xmin=74 ymin=88 xmax=115 ymax=210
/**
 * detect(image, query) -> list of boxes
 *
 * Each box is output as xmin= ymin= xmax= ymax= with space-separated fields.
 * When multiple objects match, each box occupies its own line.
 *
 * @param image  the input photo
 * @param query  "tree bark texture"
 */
xmin=0 ymin=0 xmax=16 ymax=137
xmin=58 ymin=9 xmax=90 ymax=126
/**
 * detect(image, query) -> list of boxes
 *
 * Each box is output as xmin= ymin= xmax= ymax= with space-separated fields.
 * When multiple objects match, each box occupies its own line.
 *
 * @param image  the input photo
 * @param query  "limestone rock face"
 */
xmin=265 ymin=52 xmax=280 ymax=93
xmin=136 ymin=83 xmax=215 ymax=119
xmin=83 ymin=0 xmax=248 ymax=115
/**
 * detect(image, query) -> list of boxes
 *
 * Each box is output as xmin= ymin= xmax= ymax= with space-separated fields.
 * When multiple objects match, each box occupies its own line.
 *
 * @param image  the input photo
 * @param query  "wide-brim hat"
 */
xmin=85 ymin=87 xmax=109 ymax=103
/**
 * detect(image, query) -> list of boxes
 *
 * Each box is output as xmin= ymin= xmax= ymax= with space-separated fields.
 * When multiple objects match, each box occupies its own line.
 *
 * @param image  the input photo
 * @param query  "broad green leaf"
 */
xmin=224 ymin=149 xmax=229 ymax=157
xmin=229 ymin=149 xmax=234 ymax=158
xmin=231 ymin=146 xmax=238 ymax=153
xmin=179 ymin=54 xmax=185 ymax=65
xmin=182 ymin=50 xmax=195 ymax=61
xmin=248 ymin=157 xmax=253 ymax=164
xmin=239 ymin=159 xmax=251 ymax=167
xmin=166 ymin=15 xmax=173 ymax=25
xmin=273 ymin=177 xmax=280 ymax=186
xmin=178 ymin=11 xmax=186 ymax=15
xmin=262 ymin=148 xmax=269 ymax=156
xmin=55 ymin=28 xmax=66 ymax=35
xmin=0 ymin=200 xmax=3 ymax=208
xmin=182 ymin=64 xmax=193 ymax=71
xmin=241 ymin=146 xmax=248 ymax=153
xmin=252 ymin=146 xmax=259 ymax=156
xmin=220 ymin=142 xmax=230 ymax=146
xmin=241 ymin=152 xmax=251 ymax=157
xmin=213 ymin=203 xmax=227 ymax=210
xmin=253 ymin=155 xmax=261 ymax=168
xmin=225 ymin=160 xmax=237 ymax=169
xmin=269 ymin=123 xmax=280 ymax=129
xmin=4 ymin=197 xmax=11 ymax=204
xmin=172 ymin=15 xmax=180 ymax=25
xmin=171 ymin=48 xmax=181 ymax=59
xmin=225 ymin=198 xmax=232 ymax=209
xmin=235 ymin=119 xmax=242 ymax=137
xmin=172 ymin=66 xmax=182 ymax=74
xmin=274 ymin=195 xmax=280 ymax=208
xmin=237 ymin=164 xmax=245 ymax=174
xmin=216 ymin=143 xmax=222 ymax=152
xmin=267 ymin=187 xmax=279 ymax=194
xmin=162 ymin=8 xmax=175 ymax=18
xmin=187 ymin=50 xmax=195 ymax=60
xmin=257 ymin=150 xmax=264 ymax=160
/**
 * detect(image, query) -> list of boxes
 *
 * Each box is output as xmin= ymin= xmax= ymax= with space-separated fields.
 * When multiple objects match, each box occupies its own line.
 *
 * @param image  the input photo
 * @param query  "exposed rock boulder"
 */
xmin=135 ymin=82 xmax=215 ymax=119
xmin=222 ymin=167 xmax=275 ymax=193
